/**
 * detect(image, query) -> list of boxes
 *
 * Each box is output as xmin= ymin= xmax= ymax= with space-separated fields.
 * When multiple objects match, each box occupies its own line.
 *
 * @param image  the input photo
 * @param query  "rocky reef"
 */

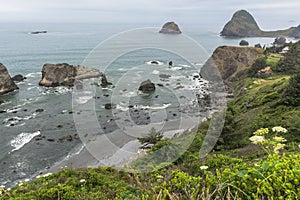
xmin=200 ymin=46 xmax=263 ymax=83
xmin=221 ymin=10 xmax=300 ymax=38
xmin=0 ymin=63 xmax=18 ymax=95
xmin=39 ymin=63 xmax=102 ymax=87
xmin=159 ymin=22 xmax=182 ymax=34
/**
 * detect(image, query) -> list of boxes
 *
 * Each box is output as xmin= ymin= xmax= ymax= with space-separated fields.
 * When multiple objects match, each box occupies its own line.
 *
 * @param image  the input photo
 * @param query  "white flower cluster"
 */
xmin=272 ymin=126 xmax=288 ymax=133
xmin=249 ymin=135 xmax=265 ymax=144
xmin=36 ymin=173 xmax=52 ymax=179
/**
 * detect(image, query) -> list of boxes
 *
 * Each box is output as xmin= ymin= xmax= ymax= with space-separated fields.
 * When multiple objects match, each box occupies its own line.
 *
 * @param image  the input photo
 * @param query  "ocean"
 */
xmin=0 ymin=23 xmax=276 ymax=187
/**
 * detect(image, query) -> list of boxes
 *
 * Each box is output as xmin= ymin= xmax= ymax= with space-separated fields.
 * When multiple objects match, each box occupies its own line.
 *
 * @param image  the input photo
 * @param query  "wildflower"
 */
xmin=200 ymin=166 xmax=209 ymax=170
xmin=0 ymin=185 xmax=4 ymax=189
xmin=156 ymin=175 xmax=164 ymax=180
xmin=24 ymin=179 xmax=30 ymax=182
xmin=274 ymin=143 xmax=286 ymax=152
xmin=42 ymin=173 xmax=52 ymax=178
xmin=272 ymin=126 xmax=288 ymax=133
xmin=298 ymin=144 xmax=300 ymax=149
xmin=273 ymin=136 xmax=287 ymax=142
xmin=249 ymin=135 xmax=265 ymax=144
xmin=79 ymin=179 xmax=86 ymax=183
xmin=253 ymin=128 xmax=269 ymax=136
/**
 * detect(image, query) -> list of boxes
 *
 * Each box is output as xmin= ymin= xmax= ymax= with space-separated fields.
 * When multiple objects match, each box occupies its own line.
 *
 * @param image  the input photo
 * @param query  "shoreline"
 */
xmin=46 ymin=116 xmax=202 ymax=173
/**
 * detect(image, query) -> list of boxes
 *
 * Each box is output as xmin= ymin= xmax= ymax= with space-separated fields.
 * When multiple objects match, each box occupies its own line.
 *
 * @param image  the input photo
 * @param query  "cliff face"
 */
xmin=200 ymin=46 xmax=263 ymax=83
xmin=0 ymin=63 xmax=18 ymax=95
xmin=159 ymin=22 xmax=182 ymax=34
xmin=221 ymin=10 xmax=300 ymax=38
xmin=39 ymin=63 xmax=101 ymax=87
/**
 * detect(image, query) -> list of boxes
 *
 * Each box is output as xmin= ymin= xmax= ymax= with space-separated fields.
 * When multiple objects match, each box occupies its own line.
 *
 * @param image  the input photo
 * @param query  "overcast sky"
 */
xmin=1 ymin=0 xmax=300 ymax=29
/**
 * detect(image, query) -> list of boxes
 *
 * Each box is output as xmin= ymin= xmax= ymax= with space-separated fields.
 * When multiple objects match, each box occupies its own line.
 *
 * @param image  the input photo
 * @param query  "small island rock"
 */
xmin=39 ymin=63 xmax=102 ymax=87
xmin=159 ymin=22 xmax=182 ymax=34
xmin=239 ymin=40 xmax=249 ymax=46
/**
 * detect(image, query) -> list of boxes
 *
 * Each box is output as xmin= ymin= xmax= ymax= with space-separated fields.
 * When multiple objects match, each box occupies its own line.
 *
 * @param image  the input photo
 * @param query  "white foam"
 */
xmin=167 ymin=66 xmax=183 ymax=71
xmin=116 ymin=104 xmax=129 ymax=112
xmin=75 ymin=96 xmax=93 ymax=104
xmin=10 ymin=131 xmax=41 ymax=152
xmin=42 ymin=86 xmax=71 ymax=95
xmin=145 ymin=61 xmax=164 ymax=65
xmin=151 ymin=70 xmax=160 ymax=75
xmin=178 ymin=64 xmax=191 ymax=68
xmin=25 ymin=72 xmax=41 ymax=78
xmin=6 ymin=107 xmax=22 ymax=113
xmin=122 ymin=91 xmax=136 ymax=98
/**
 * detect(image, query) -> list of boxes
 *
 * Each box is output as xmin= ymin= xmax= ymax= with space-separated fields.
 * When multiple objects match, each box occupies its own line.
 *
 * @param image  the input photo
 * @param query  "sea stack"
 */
xmin=221 ymin=10 xmax=300 ymax=38
xmin=221 ymin=10 xmax=262 ymax=37
xmin=39 ymin=63 xmax=102 ymax=87
xmin=0 ymin=63 xmax=19 ymax=95
xmin=159 ymin=22 xmax=182 ymax=34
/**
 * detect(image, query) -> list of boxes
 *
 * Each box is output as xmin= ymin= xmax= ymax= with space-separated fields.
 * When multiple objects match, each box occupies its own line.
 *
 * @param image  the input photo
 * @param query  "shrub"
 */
xmin=282 ymin=71 xmax=300 ymax=106
xmin=137 ymin=128 xmax=163 ymax=149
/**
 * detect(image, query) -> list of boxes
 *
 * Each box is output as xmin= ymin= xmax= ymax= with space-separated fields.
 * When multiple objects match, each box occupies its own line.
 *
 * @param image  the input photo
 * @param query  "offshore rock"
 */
xmin=0 ymin=63 xmax=18 ymax=95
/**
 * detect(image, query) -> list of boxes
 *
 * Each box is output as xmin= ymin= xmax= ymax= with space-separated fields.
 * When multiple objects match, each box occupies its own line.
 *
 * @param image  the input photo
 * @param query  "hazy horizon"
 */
xmin=1 ymin=0 xmax=300 ymax=30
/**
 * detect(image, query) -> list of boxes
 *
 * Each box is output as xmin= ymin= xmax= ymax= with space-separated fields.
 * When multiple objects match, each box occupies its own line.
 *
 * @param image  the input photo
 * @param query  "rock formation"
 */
xmin=0 ymin=63 xmax=19 ymax=95
xmin=39 ymin=63 xmax=102 ymax=87
xmin=221 ymin=10 xmax=300 ymax=38
xmin=200 ymin=46 xmax=263 ymax=83
xmin=159 ymin=22 xmax=182 ymax=34
xmin=239 ymin=40 xmax=249 ymax=46
xmin=273 ymin=37 xmax=287 ymax=45
xmin=12 ymin=74 xmax=26 ymax=82
xmin=138 ymin=80 xmax=156 ymax=92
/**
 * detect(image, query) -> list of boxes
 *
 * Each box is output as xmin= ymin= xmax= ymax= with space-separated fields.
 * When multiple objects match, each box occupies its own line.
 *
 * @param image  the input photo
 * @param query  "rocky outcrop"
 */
xmin=273 ymin=37 xmax=286 ymax=45
xmin=12 ymin=74 xmax=26 ymax=82
xmin=221 ymin=10 xmax=300 ymax=38
xmin=239 ymin=40 xmax=249 ymax=46
xmin=200 ymin=46 xmax=263 ymax=83
xmin=0 ymin=64 xmax=18 ymax=95
xmin=39 ymin=63 xmax=102 ymax=87
xmin=138 ymin=80 xmax=156 ymax=92
xmin=159 ymin=22 xmax=182 ymax=34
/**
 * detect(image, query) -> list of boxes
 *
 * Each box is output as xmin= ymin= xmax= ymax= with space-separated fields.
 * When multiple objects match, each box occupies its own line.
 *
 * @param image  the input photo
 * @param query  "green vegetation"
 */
xmin=277 ymin=41 xmax=300 ymax=73
xmin=137 ymin=128 xmax=163 ymax=149
xmin=282 ymin=71 xmax=300 ymax=106
xmin=1 ymin=43 xmax=300 ymax=200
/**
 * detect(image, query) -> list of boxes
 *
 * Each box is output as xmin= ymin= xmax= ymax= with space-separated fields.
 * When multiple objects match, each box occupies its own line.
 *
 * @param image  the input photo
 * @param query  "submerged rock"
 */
xmin=138 ymin=79 xmax=156 ymax=92
xmin=159 ymin=22 xmax=182 ymax=34
xmin=0 ymin=63 xmax=18 ymax=95
xmin=104 ymin=103 xmax=116 ymax=110
xmin=39 ymin=63 xmax=102 ymax=87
